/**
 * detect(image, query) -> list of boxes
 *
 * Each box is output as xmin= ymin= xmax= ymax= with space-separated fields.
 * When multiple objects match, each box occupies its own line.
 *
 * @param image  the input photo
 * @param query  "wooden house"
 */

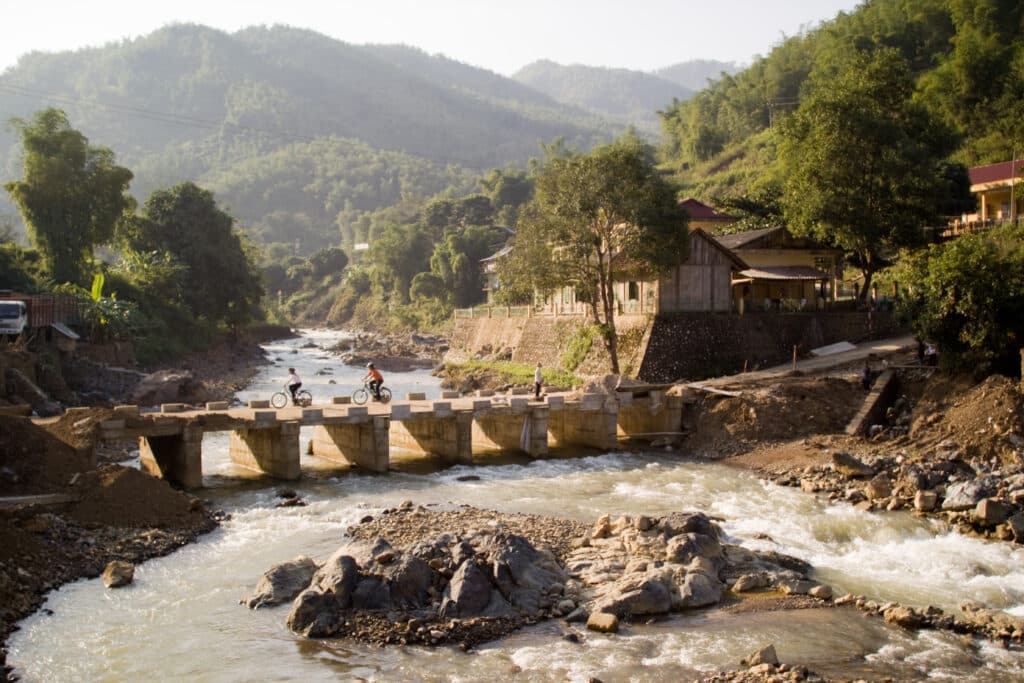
xmin=715 ymin=227 xmax=841 ymax=311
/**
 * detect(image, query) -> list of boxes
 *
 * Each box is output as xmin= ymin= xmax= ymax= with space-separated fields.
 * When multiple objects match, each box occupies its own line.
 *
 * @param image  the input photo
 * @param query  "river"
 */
xmin=8 ymin=331 xmax=1024 ymax=681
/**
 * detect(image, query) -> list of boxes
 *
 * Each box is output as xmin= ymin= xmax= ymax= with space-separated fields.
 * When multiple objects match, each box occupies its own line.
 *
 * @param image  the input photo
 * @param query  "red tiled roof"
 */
xmin=969 ymin=160 xmax=1023 ymax=186
xmin=678 ymin=198 xmax=735 ymax=221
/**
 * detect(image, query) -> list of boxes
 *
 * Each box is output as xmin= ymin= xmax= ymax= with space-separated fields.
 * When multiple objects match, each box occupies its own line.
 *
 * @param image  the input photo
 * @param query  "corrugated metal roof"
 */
xmin=50 ymin=322 xmax=80 ymax=339
xmin=738 ymin=265 xmax=830 ymax=281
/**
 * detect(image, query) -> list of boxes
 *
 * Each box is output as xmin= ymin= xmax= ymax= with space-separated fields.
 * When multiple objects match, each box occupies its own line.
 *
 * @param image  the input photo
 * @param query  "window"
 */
xmin=627 ymin=281 xmax=639 ymax=301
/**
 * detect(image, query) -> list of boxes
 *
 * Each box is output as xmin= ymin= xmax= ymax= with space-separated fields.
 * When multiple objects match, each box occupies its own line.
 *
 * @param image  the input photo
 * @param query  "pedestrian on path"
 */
xmin=534 ymin=362 xmax=543 ymax=399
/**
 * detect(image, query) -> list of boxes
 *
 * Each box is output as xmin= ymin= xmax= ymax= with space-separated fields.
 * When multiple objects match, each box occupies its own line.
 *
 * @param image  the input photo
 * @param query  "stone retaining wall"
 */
xmin=62 ymin=358 xmax=146 ymax=399
xmin=448 ymin=310 xmax=900 ymax=383
xmin=638 ymin=310 xmax=899 ymax=383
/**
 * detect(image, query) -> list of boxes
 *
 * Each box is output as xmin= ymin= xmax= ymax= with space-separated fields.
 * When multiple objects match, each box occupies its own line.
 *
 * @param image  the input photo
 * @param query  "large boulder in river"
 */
xmin=472 ymin=531 xmax=566 ymax=616
xmin=440 ymin=560 xmax=512 ymax=618
xmin=942 ymin=477 xmax=997 ymax=511
xmin=128 ymin=369 xmax=197 ymax=406
xmin=831 ymin=452 xmax=875 ymax=478
xmin=243 ymin=555 xmax=318 ymax=609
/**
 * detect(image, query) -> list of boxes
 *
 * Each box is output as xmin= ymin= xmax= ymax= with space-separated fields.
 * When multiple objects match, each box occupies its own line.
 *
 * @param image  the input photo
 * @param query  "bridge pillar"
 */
xmin=470 ymin=404 xmax=548 ymax=457
xmin=616 ymin=393 xmax=684 ymax=437
xmin=309 ymin=416 xmax=390 ymax=472
xmin=389 ymin=408 xmax=474 ymax=465
xmin=548 ymin=395 xmax=618 ymax=451
xmin=139 ymin=422 xmax=203 ymax=489
xmin=228 ymin=421 xmax=301 ymax=480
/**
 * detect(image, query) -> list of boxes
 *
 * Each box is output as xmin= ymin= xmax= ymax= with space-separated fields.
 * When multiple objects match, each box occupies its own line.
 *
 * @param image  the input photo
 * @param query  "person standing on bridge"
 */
xmin=534 ymin=362 xmax=543 ymax=400
xmin=287 ymin=368 xmax=302 ymax=402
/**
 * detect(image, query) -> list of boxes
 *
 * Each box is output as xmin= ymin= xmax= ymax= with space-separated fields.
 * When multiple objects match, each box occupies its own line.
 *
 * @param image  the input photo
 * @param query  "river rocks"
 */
xmin=974 ymin=498 xmax=1012 ymax=526
xmin=914 ymin=490 xmax=938 ymax=512
xmin=942 ymin=477 xmax=998 ymax=511
xmin=128 ymin=369 xmax=198 ymax=406
xmin=251 ymin=507 xmax=825 ymax=650
xmin=831 ymin=451 xmax=875 ymax=478
xmin=586 ymin=611 xmax=619 ymax=633
xmin=242 ymin=555 xmax=318 ymax=608
xmin=865 ymin=473 xmax=892 ymax=500
xmin=731 ymin=573 xmax=769 ymax=593
xmin=742 ymin=644 xmax=779 ymax=667
xmin=883 ymin=605 xmax=924 ymax=629
xmin=102 ymin=560 xmax=134 ymax=588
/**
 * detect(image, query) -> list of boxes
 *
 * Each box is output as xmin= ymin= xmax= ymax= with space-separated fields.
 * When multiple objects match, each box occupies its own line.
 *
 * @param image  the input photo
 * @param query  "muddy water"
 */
xmin=8 ymin=332 xmax=1024 ymax=681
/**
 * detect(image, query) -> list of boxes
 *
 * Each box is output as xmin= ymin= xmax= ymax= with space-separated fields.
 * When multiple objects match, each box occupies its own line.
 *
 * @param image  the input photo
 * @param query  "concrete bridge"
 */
xmin=78 ymin=389 xmax=686 ymax=489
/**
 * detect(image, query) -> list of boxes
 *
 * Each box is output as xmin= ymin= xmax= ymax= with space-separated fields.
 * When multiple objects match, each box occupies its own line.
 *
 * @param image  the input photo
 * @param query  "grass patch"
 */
xmin=560 ymin=324 xmax=603 ymax=371
xmin=446 ymin=360 xmax=580 ymax=389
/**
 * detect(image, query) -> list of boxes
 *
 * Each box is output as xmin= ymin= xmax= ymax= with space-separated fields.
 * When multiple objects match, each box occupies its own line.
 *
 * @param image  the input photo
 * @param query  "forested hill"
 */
xmin=659 ymin=0 xmax=1024 ymax=198
xmin=0 ymin=24 xmax=620 ymax=249
xmin=512 ymin=60 xmax=695 ymax=135
xmin=653 ymin=59 xmax=741 ymax=91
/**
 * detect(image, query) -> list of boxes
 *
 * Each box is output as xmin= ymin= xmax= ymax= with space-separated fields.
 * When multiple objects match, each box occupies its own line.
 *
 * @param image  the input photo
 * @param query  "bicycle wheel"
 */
xmin=377 ymin=387 xmax=392 ymax=404
xmin=352 ymin=388 xmax=368 ymax=405
xmin=296 ymin=390 xmax=313 ymax=407
xmin=270 ymin=392 xmax=288 ymax=409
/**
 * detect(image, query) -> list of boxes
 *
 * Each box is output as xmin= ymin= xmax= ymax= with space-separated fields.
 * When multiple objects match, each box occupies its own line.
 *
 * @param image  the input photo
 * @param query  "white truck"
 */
xmin=0 ymin=299 xmax=28 ymax=337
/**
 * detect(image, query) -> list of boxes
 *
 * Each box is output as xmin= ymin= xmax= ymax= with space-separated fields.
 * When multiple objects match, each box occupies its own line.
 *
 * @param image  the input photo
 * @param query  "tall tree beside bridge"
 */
xmin=4 ymin=108 xmax=134 ymax=285
xmin=505 ymin=134 xmax=689 ymax=373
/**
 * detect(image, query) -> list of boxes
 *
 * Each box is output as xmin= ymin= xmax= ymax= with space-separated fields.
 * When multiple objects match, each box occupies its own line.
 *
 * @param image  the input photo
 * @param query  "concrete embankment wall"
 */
xmin=446 ymin=315 xmax=650 ymax=376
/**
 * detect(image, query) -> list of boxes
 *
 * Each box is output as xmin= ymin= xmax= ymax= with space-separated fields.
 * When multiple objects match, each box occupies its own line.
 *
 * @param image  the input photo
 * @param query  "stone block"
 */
xmin=914 ymin=490 xmax=938 ymax=512
xmin=406 ymin=392 xmax=427 ymax=401
xmin=249 ymin=399 xmax=271 ymax=409
xmin=160 ymin=403 xmax=185 ymax=413
xmin=301 ymin=408 xmax=324 ymax=422
xmin=205 ymin=402 xmax=229 ymax=411
xmin=616 ymin=391 xmax=633 ymax=406
xmin=509 ymin=397 xmax=528 ymax=411
xmin=332 ymin=396 xmax=352 ymax=405
xmin=545 ymin=395 xmax=565 ymax=408
xmin=441 ymin=390 xmax=460 ymax=399
xmin=508 ymin=387 xmax=531 ymax=396
xmin=253 ymin=410 xmax=278 ymax=423
xmin=586 ymin=611 xmax=619 ymax=633
xmin=974 ymin=498 xmax=1012 ymax=526
xmin=114 ymin=405 xmax=140 ymax=417
xmin=472 ymin=399 xmax=491 ymax=411
xmin=99 ymin=419 xmax=126 ymax=430
xmin=432 ymin=401 xmax=452 ymax=416
xmin=475 ymin=390 xmax=495 ymax=397
xmin=390 ymin=404 xmax=412 ymax=420
xmin=580 ymin=394 xmax=603 ymax=411
xmin=347 ymin=406 xmax=368 ymax=417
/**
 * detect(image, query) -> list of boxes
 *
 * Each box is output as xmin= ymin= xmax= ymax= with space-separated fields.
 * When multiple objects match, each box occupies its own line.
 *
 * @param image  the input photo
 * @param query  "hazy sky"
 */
xmin=0 ymin=0 xmax=862 ymax=76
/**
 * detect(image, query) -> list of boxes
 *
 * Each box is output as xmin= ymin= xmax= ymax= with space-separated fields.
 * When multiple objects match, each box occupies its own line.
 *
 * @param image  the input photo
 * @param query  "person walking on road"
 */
xmin=534 ymin=362 xmax=543 ymax=400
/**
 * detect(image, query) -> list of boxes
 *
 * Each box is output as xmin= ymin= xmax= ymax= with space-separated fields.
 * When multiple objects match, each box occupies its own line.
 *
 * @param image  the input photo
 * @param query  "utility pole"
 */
xmin=1011 ymin=150 xmax=1018 ymax=225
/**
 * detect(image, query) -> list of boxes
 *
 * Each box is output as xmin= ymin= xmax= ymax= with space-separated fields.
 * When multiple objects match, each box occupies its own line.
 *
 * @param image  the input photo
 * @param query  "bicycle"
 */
xmin=270 ymin=384 xmax=313 ymax=408
xmin=352 ymin=381 xmax=392 ymax=405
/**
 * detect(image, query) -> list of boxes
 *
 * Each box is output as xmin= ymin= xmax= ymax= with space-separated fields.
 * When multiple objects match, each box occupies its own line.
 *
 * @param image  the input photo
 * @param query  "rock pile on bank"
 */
xmin=243 ymin=505 xmax=826 ymax=649
xmin=331 ymin=332 xmax=445 ymax=372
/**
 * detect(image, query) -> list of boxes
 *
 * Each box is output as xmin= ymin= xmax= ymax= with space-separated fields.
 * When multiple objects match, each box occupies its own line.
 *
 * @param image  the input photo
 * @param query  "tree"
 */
xmin=126 ymin=182 xmax=262 ymax=329
xmin=308 ymin=246 xmax=349 ymax=279
xmin=897 ymin=223 xmax=1024 ymax=375
xmin=4 ymin=108 xmax=133 ymax=285
xmin=778 ymin=49 xmax=962 ymax=301
xmin=505 ymin=134 xmax=689 ymax=373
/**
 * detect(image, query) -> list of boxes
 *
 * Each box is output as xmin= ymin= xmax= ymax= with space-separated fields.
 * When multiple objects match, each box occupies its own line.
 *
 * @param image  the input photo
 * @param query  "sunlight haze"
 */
xmin=1 ymin=0 xmax=863 ymax=75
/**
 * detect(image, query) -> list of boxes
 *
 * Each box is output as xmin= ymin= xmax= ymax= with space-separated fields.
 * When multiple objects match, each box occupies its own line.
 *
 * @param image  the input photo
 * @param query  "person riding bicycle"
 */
xmin=287 ymin=368 xmax=302 ymax=402
xmin=362 ymin=362 xmax=383 ymax=399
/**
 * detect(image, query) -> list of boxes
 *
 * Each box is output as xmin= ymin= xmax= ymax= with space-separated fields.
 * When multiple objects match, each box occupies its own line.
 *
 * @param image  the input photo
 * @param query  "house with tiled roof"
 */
xmin=716 ymin=227 xmax=842 ymax=311
xmin=678 ymin=198 xmax=737 ymax=231
xmin=963 ymin=160 xmax=1023 ymax=226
